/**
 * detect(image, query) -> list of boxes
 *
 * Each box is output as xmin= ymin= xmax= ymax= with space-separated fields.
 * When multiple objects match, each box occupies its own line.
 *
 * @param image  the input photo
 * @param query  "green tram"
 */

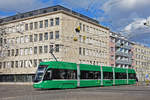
xmin=33 ymin=61 xmax=136 ymax=89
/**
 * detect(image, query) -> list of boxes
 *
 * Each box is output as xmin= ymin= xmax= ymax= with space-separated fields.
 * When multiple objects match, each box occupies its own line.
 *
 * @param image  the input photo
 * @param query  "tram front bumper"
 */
xmin=33 ymin=82 xmax=44 ymax=88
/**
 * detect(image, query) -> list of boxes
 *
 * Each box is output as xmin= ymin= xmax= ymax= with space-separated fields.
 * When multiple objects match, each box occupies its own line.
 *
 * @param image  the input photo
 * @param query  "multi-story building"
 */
xmin=0 ymin=5 xmax=110 ymax=82
xmin=133 ymin=43 xmax=150 ymax=81
xmin=109 ymin=32 xmax=115 ymax=67
xmin=109 ymin=32 xmax=133 ymax=69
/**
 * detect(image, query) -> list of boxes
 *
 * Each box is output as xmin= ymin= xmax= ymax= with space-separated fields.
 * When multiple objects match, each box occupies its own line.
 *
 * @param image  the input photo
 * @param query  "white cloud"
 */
xmin=100 ymin=0 xmax=150 ymax=45
xmin=101 ymin=0 xmax=150 ymax=27
xmin=124 ymin=18 xmax=146 ymax=33
xmin=120 ymin=17 xmax=150 ymax=45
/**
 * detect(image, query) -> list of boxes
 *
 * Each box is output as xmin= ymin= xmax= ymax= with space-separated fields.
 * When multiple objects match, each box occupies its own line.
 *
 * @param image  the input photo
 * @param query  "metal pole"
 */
xmin=49 ymin=48 xmax=58 ymax=61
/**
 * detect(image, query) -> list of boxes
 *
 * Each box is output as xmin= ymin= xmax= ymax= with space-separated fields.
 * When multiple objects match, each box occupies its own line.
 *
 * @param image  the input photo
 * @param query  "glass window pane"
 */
xmin=44 ymin=32 xmax=48 ymax=40
xmin=45 ymin=20 xmax=48 ymax=27
xmin=55 ymin=17 xmax=59 ymax=25
xmin=39 ymin=21 xmax=43 ymax=28
xmin=55 ymin=31 xmax=59 ymax=39
xmin=50 ymin=32 xmax=53 ymax=39
xmin=50 ymin=19 xmax=54 ymax=26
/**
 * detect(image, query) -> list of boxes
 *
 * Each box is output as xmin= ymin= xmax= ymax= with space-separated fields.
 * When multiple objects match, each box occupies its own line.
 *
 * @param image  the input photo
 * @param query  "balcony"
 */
xmin=116 ymin=42 xmax=121 ymax=47
xmin=123 ymin=45 xmax=132 ymax=50
xmin=115 ymin=51 xmax=132 ymax=57
xmin=116 ymin=59 xmax=132 ymax=65
xmin=115 ymin=42 xmax=131 ymax=50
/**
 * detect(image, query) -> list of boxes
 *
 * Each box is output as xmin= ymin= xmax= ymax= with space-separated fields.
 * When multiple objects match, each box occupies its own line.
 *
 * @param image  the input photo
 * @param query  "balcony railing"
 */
xmin=115 ymin=43 xmax=131 ymax=49
xmin=116 ymin=59 xmax=132 ymax=65
xmin=115 ymin=51 xmax=132 ymax=57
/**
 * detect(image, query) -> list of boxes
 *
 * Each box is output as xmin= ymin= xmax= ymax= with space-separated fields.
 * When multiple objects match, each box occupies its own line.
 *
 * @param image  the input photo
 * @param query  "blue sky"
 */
xmin=0 ymin=0 xmax=150 ymax=46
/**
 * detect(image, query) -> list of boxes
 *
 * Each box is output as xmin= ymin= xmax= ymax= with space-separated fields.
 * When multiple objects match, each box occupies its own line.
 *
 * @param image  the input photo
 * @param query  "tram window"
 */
xmin=115 ymin=72 xmax=127 ymax=79
xmin=52 ymin=69 xmax=77 ymax=79
xmin=128 ymin=73 xmax=136 ymax=79
xmin=103 ymin=72 xmax=113 ymax=79
xmin=122 ymin=73 xmax=127 ymax=79
xmin=43 ymin=70 xmax=52 ymax=80
xmin=80 ymin=71 xmax=100 ymax=79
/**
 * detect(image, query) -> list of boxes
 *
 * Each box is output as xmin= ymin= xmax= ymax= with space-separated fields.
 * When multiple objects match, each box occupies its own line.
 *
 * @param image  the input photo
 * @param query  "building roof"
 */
xmin=110 ymin=31 xmax=134 ymax=44
xmin=0 ymin=5 xmax=99 ymax=24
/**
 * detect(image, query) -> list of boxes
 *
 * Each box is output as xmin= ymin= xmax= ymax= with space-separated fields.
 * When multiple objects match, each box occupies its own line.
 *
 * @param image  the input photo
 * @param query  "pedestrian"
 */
xmin=135 ymin=77 xmax=139 ymax=86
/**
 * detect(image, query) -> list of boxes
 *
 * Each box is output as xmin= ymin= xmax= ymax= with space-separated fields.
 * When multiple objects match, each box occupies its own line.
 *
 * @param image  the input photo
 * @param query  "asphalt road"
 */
xmin=0 ymin=84 xmax=150 ymax=100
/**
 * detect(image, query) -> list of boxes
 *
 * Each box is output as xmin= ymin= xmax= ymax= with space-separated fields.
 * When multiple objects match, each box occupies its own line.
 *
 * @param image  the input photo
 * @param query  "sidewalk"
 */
xmin=138 ymin=81 xmax=150 ymax=86
xmin=0 ymin=82 xmax=33 ymax=85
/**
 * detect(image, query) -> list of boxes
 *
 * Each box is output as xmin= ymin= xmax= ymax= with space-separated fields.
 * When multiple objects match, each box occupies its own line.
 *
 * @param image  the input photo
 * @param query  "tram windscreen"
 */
xmin=34 ymin=65 xmax=48 ymax=82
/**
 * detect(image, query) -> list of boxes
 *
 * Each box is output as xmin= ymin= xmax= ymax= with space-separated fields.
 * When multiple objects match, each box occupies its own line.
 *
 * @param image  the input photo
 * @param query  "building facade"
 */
xmin=109 ymin=32 xmax=133 ymax=69
xmin=0 ymin=5 xmax=110 ymax=82
xmin=133 ymin=44 xmax=150 ymax=81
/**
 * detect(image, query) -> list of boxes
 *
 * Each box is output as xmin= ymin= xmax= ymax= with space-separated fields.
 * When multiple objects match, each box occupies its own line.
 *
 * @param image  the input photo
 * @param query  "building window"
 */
xmin=111 ymin=47 xmax=114 ymax=52
xmin=20 ymin=36 xmax=24 ymax=43
xmin=24 ymin=35 xmax=29 ymax=43
xmin=50 ymin=32 xmax=53 ymax=39
xmin=44 ymin=45 xmax=48 ymax=53
xmin=34 ymin=22 xmax=38 ymax=29
xmin=39 ymin=33 xmax=43 ymax=41
xmin=11 ymin=49 xmax=14 ymax=56
xmin=8 ymin=50 xmax=10 ymax=56
xmin=4 ymin=39 xmax=6 ymax=44
xmin=39 ymin=46 xmax=43 ymax=54
xmin=29 ymin=60 xmax=32 ymax=67
xmin=29 ymin=47 xmax=32 ymax=55
xmin=79 ymin=47 xmax=82 ymax=55
xmin=20 ymin=48 xmax=24 ymax=55
xmin=79 ymin=35 xmax=82 ymax=42
xmin=30 ymin=23 xmax=33 ymax=30
xmin=55 ymin=31 xmax=59 ymax=39
xmin=55 ymin=44 xmax=59 ymax=52
xmin=50 ymin=19 xmax=54 ymax=26
xmin=44 ymin=32 xmax=48 ymax=40
xmin=34 ymin=47 xmax=37 ymax=54
xmin=34 ymin=59 xmax=37 ymax=67
xmin=87 ymin=26 xmax=89 ymax=32
xmin=0 ymin=38 xmax=2 ymax=45
xmin=24 ymin=48 xmax=28 ymax=55
xmin=34 ymin=34 xmax=38 ymax=42
xmin=39 ymin=59 xmax=42 ymax=64
xmin=16 ymin=37 xmax=20 ymax=44
xmin=45 ymin=20 xmax=48 ymax=27
xmin=15 ymin=49 xmax=19 ymax=56
xmin=83 ymin=48 xmax=85 ymax=56
xmin=111 ymin=55 xmax=114 ymax=60
xmin=11 ymin=61 xmax=14 ymax=68
xmin=15 ymin=61 xmax=18 ymax=68
xmin=79 ymin=23 xmax=82 ymax=31
xmin=39 ymin=21 xmax=43 ymax=28
xmin=83 ymin=24 xmax=85 ymax=32
xmin=50 ymin=45 xmax=53 ymax=53
xmin=3 ymin=62 xmax=6 ymax=68
xmin=29 ymin=35 xmax=33 ymax=42
xmin=55 ymin=17 xmax=59 ymax=25
xmin=0 ymin=62 xmax=2 ymax=69
xmin=25 ymin=24 xmax=28 ymax=31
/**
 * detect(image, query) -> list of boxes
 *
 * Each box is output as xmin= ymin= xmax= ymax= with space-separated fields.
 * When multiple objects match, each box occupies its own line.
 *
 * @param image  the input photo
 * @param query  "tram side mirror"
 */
xmin=43 ymin=70 xmax=52 ymax=81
